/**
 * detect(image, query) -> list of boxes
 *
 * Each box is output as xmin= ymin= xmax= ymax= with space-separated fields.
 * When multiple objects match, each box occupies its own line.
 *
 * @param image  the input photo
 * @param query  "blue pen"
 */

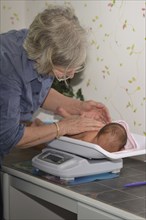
xmin=124 ymin=181 xmax=146 ymax=187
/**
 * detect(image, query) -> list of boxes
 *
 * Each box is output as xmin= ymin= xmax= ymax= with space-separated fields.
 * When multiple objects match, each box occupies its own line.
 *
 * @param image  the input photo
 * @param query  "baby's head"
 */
xmin=96 ymin=123 xmax=127 ymax=152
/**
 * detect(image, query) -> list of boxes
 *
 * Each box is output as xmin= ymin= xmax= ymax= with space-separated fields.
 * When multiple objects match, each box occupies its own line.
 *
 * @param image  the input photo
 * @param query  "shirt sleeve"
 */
xmin=0 ymin=64 xmax=25 ymax=158
xmin=0 ymin=29 xmax=54 ymax=159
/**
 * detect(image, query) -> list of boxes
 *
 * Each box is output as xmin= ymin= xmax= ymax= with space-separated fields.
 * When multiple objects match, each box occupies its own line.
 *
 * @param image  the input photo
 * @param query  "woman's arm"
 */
xmin=16 ymin=117 xmax=104 ymax=149
xmin=42 ymin=88 xmax=82 ymax=115
xmin=16 ymin=123 xmax=59 ymax=148
xmin=42 ymin=88 xmax=111 ymax=123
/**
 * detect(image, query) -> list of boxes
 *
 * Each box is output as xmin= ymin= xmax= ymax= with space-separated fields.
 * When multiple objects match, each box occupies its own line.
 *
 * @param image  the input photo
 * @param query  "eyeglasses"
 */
xmin=53 ymin=69 xmax=74 ymax=82
xmin=53 ymin=64 xmax=86 ymax=82
xmin=74 ymin=64 xmax=86 ymax=73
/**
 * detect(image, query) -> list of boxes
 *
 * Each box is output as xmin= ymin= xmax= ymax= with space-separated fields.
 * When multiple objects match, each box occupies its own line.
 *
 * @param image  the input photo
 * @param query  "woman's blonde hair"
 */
xmin=23 ymin=5 xmax=87 ymax=75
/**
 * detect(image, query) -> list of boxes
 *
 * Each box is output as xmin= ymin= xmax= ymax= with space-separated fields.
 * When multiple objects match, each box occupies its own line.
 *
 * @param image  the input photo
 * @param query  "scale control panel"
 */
xmin=38 ymin=150 xmax=73 ymax=165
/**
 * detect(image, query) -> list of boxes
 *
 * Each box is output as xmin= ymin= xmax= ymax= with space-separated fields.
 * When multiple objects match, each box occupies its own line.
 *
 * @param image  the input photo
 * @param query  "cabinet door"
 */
xmin=78 ymin=203 xmax=122 ymax=220
xmin=9 ymin=186 xmax=77 ymax=220
xmin=2 ymin=173 xmax=77 ymax=220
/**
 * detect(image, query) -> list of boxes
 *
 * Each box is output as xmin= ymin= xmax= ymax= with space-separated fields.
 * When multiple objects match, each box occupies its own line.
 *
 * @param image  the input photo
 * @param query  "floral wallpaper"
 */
xmin=0 ymin=0 xmax=145 ymax=136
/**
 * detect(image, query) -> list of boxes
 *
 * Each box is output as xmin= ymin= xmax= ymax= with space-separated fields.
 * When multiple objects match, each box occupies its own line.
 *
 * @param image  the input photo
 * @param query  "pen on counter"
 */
xmin=124 ymin=181 xmax=146 ymax=187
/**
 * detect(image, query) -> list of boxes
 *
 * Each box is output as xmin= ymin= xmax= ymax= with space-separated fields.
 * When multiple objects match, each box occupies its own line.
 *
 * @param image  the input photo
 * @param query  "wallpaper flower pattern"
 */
xmin=0 ymin=0 xmax=145 ymax=136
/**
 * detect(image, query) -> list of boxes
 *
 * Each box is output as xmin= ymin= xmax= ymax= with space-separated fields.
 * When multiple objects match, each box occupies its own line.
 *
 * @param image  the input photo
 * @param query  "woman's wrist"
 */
xmin=53 ymin=121 xmax=67 ymax=138
xmin=53 ymin=122 xmax=60 ymax=138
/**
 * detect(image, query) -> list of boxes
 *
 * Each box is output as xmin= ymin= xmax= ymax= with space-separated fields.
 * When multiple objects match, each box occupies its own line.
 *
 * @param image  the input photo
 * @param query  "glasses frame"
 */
xmin=53 ymin=63 xmax=86 ymax=83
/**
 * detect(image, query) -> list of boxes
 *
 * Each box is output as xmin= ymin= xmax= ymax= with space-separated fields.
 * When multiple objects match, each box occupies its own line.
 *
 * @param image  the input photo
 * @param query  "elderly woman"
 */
xmin=0 ymin=5 xmax=111 ymax=161
xmin=0 ymin=6 xmax=111 ymax=217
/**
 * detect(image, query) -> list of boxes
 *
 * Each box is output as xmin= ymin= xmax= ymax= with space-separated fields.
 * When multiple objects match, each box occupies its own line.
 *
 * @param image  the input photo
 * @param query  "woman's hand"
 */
xmin=44 ymin=89 xmax=111 ymax=123
xmin=56 ymin=100 xmax=111 ymax=124
xmin=57 ymin=115 xmax=105 ymax=136
xmin=21 ymin=117 xmax=104 ymax=137
xmin=30 ymin=118 xmax=44 ymax=127
xmin=79 ymin=100 xmax=111 ymax=123
xmin=30 ymin=117 xmax=104 ymax=138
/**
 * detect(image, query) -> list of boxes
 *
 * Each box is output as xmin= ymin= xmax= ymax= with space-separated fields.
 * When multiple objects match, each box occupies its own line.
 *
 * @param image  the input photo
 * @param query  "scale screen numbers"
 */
xmin=46 ymin=154 xmax=64 ymax=164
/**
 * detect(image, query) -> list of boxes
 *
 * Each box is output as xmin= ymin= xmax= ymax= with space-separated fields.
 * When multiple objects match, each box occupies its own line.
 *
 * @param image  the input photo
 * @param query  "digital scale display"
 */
xmin=38 ymin=150 xmax=73 ymax=165
xmin=46 ymin=154 xmax=64 ymax=163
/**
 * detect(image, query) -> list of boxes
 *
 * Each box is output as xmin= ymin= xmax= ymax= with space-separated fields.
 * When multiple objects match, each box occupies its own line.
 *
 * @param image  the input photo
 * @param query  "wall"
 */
xmin=0 ymin=0 xmax=145 ymax=136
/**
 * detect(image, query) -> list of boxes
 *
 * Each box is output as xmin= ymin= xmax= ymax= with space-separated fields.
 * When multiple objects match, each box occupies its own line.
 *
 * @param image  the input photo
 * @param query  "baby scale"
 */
xmin=32 ymin=133 xmax=146 ymax=180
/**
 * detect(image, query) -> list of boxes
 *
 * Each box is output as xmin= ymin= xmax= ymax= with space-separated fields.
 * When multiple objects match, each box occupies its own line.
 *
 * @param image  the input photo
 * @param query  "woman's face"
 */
xmin=53 ymin=64 xmax=85 ymax=82
xmin=53 ymin=66 xmax=75 ymax=81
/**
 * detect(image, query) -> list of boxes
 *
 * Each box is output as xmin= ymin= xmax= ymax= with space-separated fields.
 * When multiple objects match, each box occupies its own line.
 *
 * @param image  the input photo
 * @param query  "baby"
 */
xmin=22 ymin=119 xmax=138 ymax=153
xmin=69 ymin=122 xmax=127 ymax=152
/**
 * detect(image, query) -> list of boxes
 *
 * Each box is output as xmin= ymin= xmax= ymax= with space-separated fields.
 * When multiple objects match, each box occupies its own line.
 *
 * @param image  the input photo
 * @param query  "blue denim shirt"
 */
xmin=0 ymin=29 xmax=54 ymax=160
